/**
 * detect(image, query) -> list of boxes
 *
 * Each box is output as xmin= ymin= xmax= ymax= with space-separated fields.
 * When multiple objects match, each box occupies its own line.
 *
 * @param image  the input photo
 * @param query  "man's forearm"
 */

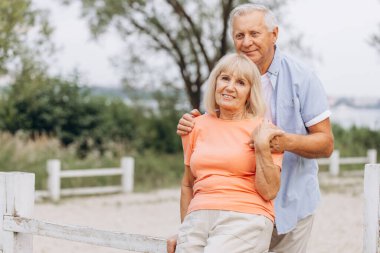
xmin=283 ymin=132 xmax=334 ymax=158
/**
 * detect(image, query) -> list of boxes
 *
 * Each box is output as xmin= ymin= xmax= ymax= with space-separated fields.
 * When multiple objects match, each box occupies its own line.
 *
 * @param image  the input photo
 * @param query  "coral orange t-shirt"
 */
xmin=182 ymin=114 xmax=283 ymax=222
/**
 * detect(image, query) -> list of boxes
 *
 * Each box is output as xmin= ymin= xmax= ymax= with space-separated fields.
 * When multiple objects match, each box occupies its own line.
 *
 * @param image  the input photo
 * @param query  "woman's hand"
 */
xmin=251 ymin=120 xmax=285 ymax=151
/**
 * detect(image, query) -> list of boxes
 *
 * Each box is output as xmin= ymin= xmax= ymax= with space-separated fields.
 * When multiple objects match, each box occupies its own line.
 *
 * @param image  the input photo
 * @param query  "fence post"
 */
xmin=363 ymin=164 xmax=380 ymax=253
xmin=329 ymin=150 xmax=340 ymax=176
xmin=47 ymin=159 xmax=61 ymax=202
xmin=121 ymin=157 xmax=134 ymax=193
xmin=0 ymin=172 xmax=35 ymax=253
xmin=368 ymin=149 xmax=378 ymax=164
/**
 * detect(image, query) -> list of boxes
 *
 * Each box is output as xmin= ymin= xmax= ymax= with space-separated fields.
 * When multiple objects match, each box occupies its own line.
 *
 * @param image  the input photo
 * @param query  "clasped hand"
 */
xmin=250 ymin=120 xmax=285 ymax=153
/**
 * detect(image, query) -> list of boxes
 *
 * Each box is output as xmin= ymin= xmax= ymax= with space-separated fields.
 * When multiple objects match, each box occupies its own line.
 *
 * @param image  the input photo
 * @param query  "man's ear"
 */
xmin=272 ymin=27 xmax=279 ymax=44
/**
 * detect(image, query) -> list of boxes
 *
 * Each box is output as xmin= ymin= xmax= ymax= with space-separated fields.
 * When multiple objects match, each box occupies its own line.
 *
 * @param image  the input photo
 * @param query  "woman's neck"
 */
xmin=219 ymin=109 xmax=249 ymax=120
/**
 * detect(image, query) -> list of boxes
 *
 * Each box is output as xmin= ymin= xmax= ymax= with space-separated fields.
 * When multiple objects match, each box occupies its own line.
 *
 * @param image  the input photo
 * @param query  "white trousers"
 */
xmin=269 ymin=214 xmax=315 ymax=253
xmin=175 ymin=210 xmax=273 ymax=253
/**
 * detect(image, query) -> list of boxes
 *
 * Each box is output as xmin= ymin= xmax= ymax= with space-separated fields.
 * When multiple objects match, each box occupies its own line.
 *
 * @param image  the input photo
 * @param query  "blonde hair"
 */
xmin=204 ymin=53 xmax=266 ymax=118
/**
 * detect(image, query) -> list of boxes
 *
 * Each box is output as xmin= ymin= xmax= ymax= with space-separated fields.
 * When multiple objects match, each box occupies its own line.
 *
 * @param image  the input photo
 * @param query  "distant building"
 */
xmin=329 ymin=97 xmax=380 ymax=130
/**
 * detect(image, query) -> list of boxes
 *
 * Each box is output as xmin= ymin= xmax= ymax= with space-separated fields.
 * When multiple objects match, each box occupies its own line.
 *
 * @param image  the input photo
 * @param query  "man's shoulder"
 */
xmin=280 ymin=52 xmax=315 ymax=75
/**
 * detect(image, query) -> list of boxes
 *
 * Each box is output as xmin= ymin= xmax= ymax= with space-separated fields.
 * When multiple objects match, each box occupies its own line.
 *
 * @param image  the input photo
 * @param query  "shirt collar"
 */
xmin=267 ymin=46 xmax=282 ymax=76
xmin=266 ymin=46 xmax=283 ymax=89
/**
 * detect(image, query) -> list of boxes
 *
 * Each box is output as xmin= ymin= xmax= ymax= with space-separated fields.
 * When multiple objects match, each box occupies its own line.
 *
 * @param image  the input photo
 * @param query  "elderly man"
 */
xmin=168 ymin=3 xmax=334 ymax=253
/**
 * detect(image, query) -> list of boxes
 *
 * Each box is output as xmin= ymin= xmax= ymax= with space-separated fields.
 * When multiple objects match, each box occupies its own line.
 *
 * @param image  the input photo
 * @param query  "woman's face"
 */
xmin=215 ymin=71 xmax=251 ymax=114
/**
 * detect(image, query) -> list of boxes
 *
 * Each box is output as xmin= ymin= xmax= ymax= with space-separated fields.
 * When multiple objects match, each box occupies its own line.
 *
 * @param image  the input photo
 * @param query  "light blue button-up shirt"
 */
xmin=267 ymin=48 xmax=331 ymax=234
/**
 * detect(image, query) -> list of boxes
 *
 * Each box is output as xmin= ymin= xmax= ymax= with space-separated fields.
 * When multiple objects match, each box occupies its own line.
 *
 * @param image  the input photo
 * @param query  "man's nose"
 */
xmin=242 ymin=36 xmax=252 ymax=47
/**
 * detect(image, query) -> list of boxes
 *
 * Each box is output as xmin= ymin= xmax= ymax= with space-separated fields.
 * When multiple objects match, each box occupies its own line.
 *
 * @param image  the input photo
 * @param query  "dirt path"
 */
xmin=33 ymin=172 xmax=364 ymax=253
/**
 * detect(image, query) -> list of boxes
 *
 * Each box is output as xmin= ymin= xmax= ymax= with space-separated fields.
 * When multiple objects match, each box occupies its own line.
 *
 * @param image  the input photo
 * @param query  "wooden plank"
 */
xmin=121 ymin=157 xmax=134 ymax=193
xmin=317 ymin=158 xmax=330 ymax=165
xmin=340 ymin=157 xmax=368 ymax=164
xmin=47 ymin=159 xmax=61 ymax=202
xmin=0 ymin=173 xmax=34 ymax=253
xmin=60 ymin=168 xmax=121 ymax=178
xmin=363 ymin=164 xmax=380 ymax=253
xmin=0 ymin=173 xmax=6 ymax=251
xmin=60 ymin=186 xmax=122 ymax=196
xmin=3 ymin=216 xmax=166 ymax=253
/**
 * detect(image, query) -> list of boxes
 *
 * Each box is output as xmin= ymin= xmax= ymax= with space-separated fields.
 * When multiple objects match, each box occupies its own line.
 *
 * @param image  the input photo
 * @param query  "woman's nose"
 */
xmin=225 ymin=82 xmax=235 ymax=91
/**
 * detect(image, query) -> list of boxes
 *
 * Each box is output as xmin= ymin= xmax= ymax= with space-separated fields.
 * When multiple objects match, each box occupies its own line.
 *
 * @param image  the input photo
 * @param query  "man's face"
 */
xmin=232 ymin=11 xmax=277 ymax=73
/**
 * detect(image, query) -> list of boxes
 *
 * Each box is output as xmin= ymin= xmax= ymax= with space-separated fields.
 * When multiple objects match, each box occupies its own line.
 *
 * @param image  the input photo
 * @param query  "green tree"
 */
xmin=0 ymin=0 xmax=53 ymax=76
xmin=0 ymin=62 xmax=102 ymax=146
xmin=61 ymin=0 xmax=308 ymax=109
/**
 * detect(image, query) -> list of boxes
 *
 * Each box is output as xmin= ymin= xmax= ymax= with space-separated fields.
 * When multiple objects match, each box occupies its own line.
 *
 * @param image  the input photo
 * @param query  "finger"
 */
xmin=179 ymin=117 xmax=194 ymax=128
xmin=190 ymin=109 xmax=202 ymax=117
xmin=166 ymin=240 xmax=176 ymax=253
xmin=177 ymin=124 xmax=192 ymax=134
xmin=166 ymin=235 xmax=178 ymax=253
xmin=266 ymin=129 xmax=285 ymax=139
xmin=177 ymin=129 xmax=189 ymax=136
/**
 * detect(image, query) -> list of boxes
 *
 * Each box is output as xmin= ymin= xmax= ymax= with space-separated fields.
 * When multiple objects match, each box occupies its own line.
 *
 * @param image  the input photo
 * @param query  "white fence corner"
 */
xmin=363 ymin=164 xmax=380 ymax=253
xmin=0 ymin=172 xmax=35 ymax=253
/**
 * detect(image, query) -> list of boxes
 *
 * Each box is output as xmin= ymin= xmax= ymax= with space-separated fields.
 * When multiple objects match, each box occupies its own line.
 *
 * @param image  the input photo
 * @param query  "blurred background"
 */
xmin=1 ymin=0 xmax=380 ymax=192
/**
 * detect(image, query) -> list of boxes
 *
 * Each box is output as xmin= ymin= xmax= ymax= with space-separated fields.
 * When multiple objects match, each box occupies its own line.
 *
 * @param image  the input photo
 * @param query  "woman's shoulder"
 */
xmin=193 ymin=113 xmax=216 ymax=123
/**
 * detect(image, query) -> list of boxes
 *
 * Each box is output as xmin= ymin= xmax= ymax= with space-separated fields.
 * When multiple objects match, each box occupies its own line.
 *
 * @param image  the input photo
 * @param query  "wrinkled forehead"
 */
xmin=219 ymin=62 xmax=252 ymax=82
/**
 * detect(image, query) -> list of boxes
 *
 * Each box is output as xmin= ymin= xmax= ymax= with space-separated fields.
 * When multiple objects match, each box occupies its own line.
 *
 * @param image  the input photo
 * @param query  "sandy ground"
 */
xmin=33 ymin=171 xmax=364 ymax=253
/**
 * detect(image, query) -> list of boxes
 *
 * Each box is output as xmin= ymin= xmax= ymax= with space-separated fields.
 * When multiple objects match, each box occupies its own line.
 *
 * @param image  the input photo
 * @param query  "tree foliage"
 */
xmin=0 ymin=0 xmax=54 ymax=76
xmin=0 ymin=66 xmax=185 ymax=156
xmin=61 ymin=0 xmax=306 ymax=109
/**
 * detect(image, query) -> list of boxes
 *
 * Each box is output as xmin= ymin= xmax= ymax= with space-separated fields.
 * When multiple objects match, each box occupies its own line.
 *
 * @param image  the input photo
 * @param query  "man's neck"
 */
xmin=258 ymin=46 xmax=276 ymax=74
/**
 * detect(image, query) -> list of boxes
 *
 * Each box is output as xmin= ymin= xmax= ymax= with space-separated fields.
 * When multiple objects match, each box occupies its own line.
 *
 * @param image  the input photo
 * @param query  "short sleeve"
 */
xmin=181 ymin=129 xmax=196 ymax=166
xmin=299 ymin=72 xmax=331 ymax=127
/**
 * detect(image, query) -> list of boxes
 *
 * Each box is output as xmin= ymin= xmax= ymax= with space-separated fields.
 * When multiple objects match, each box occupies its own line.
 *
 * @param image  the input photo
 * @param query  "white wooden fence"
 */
xmin=0 ymin=172 xmax=166 ymax=253
xmin=1 ymin=164 xmax=380 ymax=252
xmin=34 ymin=149 xmax=376 ymax=201
xmin=318 ymin=149 xmax=377 ymax=176
xmin=363 ymin=164 xmax=380 ymax=253
xmin=37 ymin=157 xmax=135 ymax=202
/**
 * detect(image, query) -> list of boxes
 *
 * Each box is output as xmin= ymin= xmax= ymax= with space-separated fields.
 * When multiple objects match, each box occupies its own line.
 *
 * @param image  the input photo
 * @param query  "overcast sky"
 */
xmin=35 ymin=0 xmax=380 ymax=98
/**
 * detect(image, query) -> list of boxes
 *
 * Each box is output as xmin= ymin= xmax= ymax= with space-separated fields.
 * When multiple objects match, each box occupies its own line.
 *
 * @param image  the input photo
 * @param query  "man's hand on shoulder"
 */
xmin=176 ymin=109 xmax=201 ymax=136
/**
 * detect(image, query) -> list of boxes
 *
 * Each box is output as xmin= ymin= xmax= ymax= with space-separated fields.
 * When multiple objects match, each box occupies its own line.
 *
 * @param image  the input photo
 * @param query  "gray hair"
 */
xmin=228 ymin=3 xmax=278 ymax=38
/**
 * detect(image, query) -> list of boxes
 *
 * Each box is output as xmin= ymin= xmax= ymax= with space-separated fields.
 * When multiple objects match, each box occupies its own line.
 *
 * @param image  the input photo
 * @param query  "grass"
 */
xmin=0 ymin=132 xmax=183 ymax=192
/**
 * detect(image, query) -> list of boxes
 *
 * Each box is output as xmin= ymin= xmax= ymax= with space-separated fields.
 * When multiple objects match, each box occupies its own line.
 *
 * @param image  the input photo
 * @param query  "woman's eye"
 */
xmin=221 ymin=76 xmax=230 ymax=81
xmin=238 ymin=80 xmax=246 ymax=86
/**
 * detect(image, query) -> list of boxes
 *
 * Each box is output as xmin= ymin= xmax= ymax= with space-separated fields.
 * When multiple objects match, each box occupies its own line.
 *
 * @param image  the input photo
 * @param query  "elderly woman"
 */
xmin=175 ymin=53 xmax=283 ymax=253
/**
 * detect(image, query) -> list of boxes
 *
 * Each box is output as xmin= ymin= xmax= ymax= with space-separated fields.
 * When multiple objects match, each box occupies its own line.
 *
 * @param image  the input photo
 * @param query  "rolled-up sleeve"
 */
xmin=299 ymin=72 xmax=331 ymax=127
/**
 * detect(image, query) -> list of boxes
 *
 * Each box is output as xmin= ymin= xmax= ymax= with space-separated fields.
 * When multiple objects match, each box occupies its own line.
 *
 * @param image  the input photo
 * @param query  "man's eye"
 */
xmin=251 ymin=32 xmax=259 ymax=37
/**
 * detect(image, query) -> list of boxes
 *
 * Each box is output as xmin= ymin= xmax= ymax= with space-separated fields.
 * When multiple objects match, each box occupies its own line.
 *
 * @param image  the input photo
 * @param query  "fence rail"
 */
xmin=3 ymin=216 xmax=166 ymax=252
xmin=1 ymin=165 xmax=380 ymax=252
xmin=37 ymin=157 xmax=135 ymax=202
xmin=317 ymin=149 xmax=377 ymax=176
xmin=34 ymin=150 xmax=377 ymax=201
xmin=0 ymin=172 xmax=165 ymax=253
